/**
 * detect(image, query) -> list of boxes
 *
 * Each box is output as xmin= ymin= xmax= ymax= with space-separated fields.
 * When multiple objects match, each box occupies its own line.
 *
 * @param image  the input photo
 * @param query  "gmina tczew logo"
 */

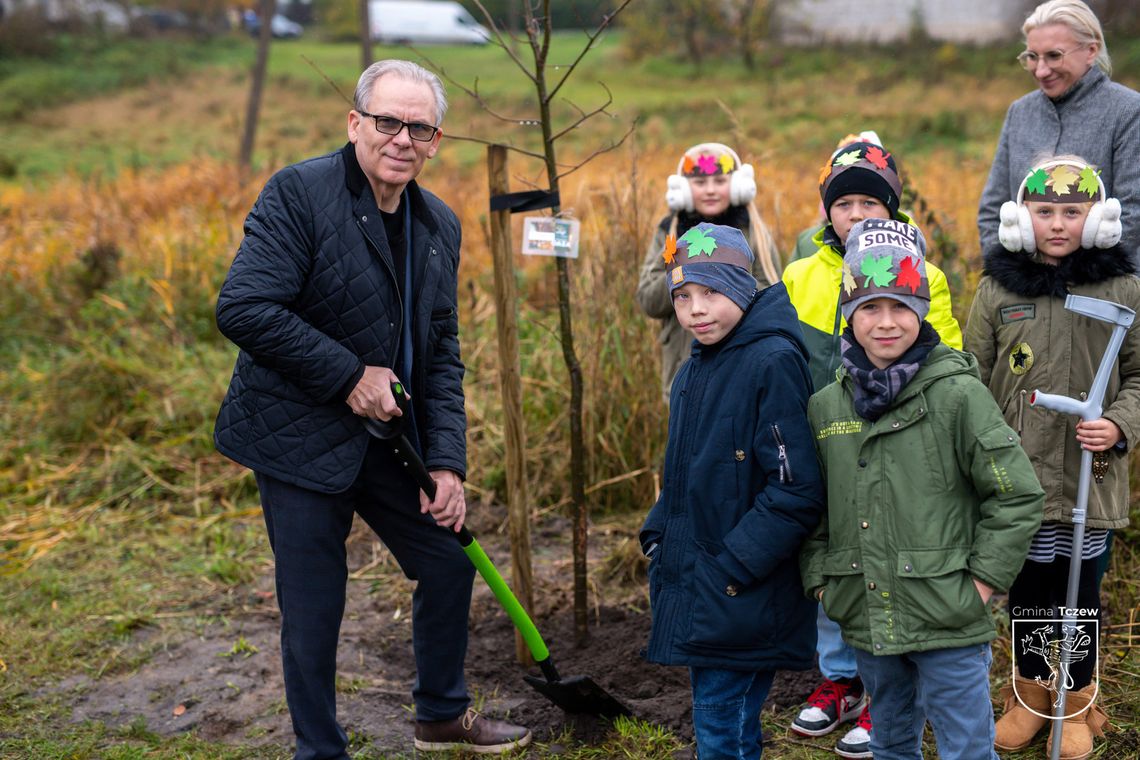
xmin=1011 ymin=618 xmax=1098 ymax=718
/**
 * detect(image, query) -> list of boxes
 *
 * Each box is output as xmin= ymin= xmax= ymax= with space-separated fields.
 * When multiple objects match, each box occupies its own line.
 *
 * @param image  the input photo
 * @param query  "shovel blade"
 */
xmin=523 ymin=673 xmax=631 ymax=718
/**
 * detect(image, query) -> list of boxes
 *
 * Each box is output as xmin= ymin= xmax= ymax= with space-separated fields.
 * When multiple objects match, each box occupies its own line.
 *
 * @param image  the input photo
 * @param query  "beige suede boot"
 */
xmin=1046 ymin=684 xmax=1109 ymax=760
xmin=994 ymin=675 xmax=1051 ymax=751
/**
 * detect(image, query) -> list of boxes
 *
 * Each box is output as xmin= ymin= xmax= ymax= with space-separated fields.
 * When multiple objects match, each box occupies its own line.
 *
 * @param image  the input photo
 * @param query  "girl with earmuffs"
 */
xmin=636 ymin=143 xmax=782 ymax=402
xmin=964 ymin=155 xmax=1140 ymax=760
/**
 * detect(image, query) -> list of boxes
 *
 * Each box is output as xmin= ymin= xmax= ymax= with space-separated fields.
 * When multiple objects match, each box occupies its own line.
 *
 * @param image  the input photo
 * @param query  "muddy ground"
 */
xmin=60 ymin=507 xmax=821 ymax=756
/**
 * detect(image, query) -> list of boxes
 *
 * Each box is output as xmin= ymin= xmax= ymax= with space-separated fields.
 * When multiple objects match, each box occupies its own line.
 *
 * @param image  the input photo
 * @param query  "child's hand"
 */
xmin=972 ymin=578 xmax=993 ymax=605
xmin=1075 ymin=418 xmax=1123 ymax=452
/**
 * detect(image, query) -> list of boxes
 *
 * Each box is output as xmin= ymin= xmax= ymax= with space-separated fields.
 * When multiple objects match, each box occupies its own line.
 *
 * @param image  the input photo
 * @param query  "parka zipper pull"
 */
xmin=771 ymin=423 xmax=794 ymax=484
xmin=1017 ymin=389 xmax=1027 ymax=437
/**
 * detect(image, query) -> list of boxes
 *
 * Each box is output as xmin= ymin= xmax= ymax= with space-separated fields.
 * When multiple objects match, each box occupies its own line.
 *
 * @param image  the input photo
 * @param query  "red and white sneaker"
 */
xmin=790 ymin=677 xmax=867 ymax=737
xmin=835 ymin=701 xmax=873 ymax=759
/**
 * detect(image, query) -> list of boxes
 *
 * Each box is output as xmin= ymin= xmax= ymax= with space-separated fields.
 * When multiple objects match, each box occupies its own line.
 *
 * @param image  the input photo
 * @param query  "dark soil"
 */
xmin=61 ymin=508 xmax=820 ymax=755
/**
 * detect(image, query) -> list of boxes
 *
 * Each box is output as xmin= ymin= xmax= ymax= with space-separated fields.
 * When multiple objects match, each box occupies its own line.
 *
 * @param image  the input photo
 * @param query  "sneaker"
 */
xmin=791 ymin=677 xmax=867 ymax=737
xmin=414 ymin=708 xmax=532 ymax=754
xmin=834 ymin=702 xmax=873 ymax=759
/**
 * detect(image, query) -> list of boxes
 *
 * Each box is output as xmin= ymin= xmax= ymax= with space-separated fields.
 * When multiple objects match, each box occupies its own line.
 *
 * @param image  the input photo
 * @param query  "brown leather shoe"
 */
xmin=414 ymin=707 xmax=532 ymax=754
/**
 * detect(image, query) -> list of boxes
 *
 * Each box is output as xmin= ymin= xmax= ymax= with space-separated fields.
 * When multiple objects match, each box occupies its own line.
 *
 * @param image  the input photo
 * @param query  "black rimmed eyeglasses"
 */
xmin=357 ymin=110 xmax=439 ymax=142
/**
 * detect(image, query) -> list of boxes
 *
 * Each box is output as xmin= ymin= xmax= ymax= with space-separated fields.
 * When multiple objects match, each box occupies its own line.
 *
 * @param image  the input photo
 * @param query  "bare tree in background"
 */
xmin=238 ymin=0 xmax=275 ymax=172
xmin=423 ymin=0 xmax=635 ymax=645
xmin=359 ymin=0 xmax=373 ymax=71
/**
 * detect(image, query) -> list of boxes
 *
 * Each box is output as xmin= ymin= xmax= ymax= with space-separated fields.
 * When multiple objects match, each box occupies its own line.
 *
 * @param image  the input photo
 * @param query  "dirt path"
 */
xmin=62 ymin=509 xmax=819 ymax=755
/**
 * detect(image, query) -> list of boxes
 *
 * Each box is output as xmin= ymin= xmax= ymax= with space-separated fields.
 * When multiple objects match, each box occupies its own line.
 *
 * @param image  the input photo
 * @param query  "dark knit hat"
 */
xmin=663 ymin=222 xmax=758 ymax=310
xmin=840 ymin=219 xmax=930 ymax=321
xmin=819 ymin=140 xmax=902 ymax=218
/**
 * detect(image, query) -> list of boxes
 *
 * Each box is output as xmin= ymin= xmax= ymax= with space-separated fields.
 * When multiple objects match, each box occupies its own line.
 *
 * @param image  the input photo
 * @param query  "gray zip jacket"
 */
xmin=977 ymin=67 xmax=1140 ymax=264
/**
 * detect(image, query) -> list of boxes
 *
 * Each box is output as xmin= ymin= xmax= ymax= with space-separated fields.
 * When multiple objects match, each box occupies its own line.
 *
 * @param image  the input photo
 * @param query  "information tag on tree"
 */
xmin=521 ymin=216 xmax=580 ymax=258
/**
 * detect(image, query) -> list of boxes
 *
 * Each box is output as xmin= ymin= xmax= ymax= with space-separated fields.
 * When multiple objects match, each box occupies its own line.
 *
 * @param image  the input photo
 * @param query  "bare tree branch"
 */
xmin=302 ymin=54 xmax=354 ymax=108
xmin=412 ymin=48 xmax=543 ymax=127
xmin=551 ymin=81 xmax=615 ymax=142
xmin=467 ymin=0 xmax=538 ymax=82
xmin=546 ymin=0 xmax=636 ymax=103
xmin=553 ymin=120 xmax=638 ymax=182
xmin=442 ymin=133 xmax=557 ymax=164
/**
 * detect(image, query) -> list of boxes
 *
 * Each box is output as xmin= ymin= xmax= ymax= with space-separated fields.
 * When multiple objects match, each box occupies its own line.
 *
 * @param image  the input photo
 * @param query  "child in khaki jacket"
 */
xmin=965 ymin=155 xmax=1139 ymax=759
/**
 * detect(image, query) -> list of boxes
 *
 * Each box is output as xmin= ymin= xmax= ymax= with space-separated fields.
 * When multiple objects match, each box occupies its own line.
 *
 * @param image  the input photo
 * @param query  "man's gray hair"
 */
xmin=354 ymin=59 xmax=449 ymax=126
xmin=1023 ymin=0 xmax=1111 ymax=76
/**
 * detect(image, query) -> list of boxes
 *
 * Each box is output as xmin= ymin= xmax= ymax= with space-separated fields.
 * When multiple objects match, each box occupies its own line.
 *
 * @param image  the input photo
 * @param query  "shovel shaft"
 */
xmin=377 ymin=430 xmax=555 ymax=668
xmin=457 ymin=532 xmax=552 ymax=664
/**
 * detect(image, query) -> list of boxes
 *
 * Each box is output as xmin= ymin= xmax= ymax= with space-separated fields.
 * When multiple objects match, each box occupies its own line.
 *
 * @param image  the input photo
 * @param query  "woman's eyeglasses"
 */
xmin=1017 ymin=46 xmax=1086 ymax=71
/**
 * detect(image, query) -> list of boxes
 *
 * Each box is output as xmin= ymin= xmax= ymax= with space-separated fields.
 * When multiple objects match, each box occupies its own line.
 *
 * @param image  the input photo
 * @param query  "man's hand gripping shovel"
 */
xmin=364 ymin=381 xmax=630 ymax=719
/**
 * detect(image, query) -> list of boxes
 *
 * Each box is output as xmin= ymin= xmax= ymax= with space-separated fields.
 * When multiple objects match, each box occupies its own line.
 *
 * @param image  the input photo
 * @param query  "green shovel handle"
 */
xmin=456 ymin=528 xmax=551 ymax=664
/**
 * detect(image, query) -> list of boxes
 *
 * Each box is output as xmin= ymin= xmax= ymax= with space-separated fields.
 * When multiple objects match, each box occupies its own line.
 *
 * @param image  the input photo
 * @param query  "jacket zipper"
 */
xmin=1016 ymin=389 xmax=1027 ymax=437
xmin=771 ymin=423 xmax=795 ymax=484
xmin=356 ymin=217 xmax=404 ymax=370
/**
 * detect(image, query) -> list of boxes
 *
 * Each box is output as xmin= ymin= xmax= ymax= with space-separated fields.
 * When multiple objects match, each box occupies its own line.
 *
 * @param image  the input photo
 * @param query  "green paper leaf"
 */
xmin=833 ymin=149 xmax=862 ymax=167
xmin=1025 ymin=168 xmax=1048 ymax=196
xmin=860 ymin=254 xmax=896 ymax=288
xmin=679 ymin=227 xmax=718 ymax=257
xmin=1078 ymin=166 xmax=1100 ymax=198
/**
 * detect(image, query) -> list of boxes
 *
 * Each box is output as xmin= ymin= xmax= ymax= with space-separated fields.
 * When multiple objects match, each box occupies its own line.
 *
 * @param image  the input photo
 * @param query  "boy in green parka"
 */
xmin=801 ymin=218 xmax=1043 ymax=760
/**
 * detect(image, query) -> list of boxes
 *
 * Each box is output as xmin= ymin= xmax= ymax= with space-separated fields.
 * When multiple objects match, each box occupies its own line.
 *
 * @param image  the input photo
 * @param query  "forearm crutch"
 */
xmin=1027 ymin=294 xmax=1134 ymax=760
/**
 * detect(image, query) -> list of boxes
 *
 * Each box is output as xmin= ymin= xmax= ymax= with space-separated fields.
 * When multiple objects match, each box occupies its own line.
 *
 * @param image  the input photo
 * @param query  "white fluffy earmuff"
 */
xmin=665 ymin=144 xmax=756 ymax=212
xmin=1002 ymin=159 xmax=1120 ymax=253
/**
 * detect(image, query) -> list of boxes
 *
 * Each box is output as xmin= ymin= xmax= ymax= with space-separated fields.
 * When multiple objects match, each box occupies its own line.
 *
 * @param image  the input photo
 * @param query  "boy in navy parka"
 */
xmin=640 ymin=223 xmax=826 ymax=760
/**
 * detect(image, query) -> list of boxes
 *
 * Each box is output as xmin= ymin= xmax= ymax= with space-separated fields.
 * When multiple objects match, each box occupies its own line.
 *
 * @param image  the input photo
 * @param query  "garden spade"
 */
xmin=365 ymin=382 xmax=630 ymax=719
xmin=1027 ymin=294 xmax=1133 ymax=760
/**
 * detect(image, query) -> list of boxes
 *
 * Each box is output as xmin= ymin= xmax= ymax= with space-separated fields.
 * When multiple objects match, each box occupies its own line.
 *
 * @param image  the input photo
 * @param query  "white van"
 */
xmin=369 ymin=0 xmax=490 ymax=45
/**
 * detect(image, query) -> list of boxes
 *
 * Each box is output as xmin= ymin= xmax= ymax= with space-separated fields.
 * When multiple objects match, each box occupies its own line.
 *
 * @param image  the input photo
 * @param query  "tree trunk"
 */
xmin=359 ymin=0 xmax=373 ymax=72
xmin=238 ymin=0 xmax=275 ymax=173
xmin=526 ymin=0 xmax=590 ymax=646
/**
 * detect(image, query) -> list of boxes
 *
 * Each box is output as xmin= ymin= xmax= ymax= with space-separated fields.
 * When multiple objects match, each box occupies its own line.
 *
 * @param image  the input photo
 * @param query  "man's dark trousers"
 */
xmin=256 ymin=438 xmax=475 ymax=760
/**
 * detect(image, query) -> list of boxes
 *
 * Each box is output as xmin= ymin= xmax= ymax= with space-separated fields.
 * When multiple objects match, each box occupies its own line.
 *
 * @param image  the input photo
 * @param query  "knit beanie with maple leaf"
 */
xmin=839 ymin=218 xmax=930 ymax=321
xmin=663 ymin=222 xmax=758 ymax=311
xmin=819 ymin=140 xmax=902 ymax=218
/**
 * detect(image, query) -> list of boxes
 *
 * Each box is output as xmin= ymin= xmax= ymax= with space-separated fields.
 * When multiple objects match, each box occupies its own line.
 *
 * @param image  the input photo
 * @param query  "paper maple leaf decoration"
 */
xmin=842 ymin=262 xmax=857 ymax=295
xmin=697 ymin=155 xmax=719 ymax=175
xmin=861 ymin=254 xmax=896 ymax=288
xmin=718 ymin=153 xmax=736 ymax=174
xmin=1077 ymin=166 xmax=1101 ymax=198
xmin=1025 ymin=168 xmax=1049 ymax=196
xmin=896 ymin=256 xmax=923 ymax=293
xmin=1047 ymin=165 xmax=1080 ymax=196
xmin=679 ymin=227 xmax=718 ymax=257
xmin=833 ymin=149 xmax=862 ymax=167
xmin=662 ymin=234 xmax=677 ymax=266
xmin=865 ymin=146 xmax=891 ymax=170
xmin=682 ymin=155 xmax=696 ymax=174
xmin=818 ymin=161 xmax=833 ymax=186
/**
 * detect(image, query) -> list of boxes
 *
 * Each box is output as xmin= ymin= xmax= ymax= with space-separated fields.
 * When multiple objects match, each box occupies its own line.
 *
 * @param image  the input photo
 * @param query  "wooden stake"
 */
xmin=486 ymin=145 xmax=534 ymax=666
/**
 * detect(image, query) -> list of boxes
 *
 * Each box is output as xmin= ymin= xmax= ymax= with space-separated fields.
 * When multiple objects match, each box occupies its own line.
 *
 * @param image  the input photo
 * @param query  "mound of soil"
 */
xmin=62 ymin=509 xmax=820 ymax=754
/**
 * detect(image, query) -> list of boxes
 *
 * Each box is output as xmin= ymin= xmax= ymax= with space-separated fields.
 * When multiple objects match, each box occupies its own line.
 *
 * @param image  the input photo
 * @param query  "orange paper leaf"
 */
xmin=818 ymin=162 xmax=833 ymax=187
xmin=682 ymin=156 xmax=696 ymax=174
xmin=662 ymin=233 xmax=677 ymax=266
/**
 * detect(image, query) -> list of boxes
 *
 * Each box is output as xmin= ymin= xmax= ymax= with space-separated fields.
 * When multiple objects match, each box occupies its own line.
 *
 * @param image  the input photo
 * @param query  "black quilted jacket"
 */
xmin=214 ymin=144 xmax=465 ymax=493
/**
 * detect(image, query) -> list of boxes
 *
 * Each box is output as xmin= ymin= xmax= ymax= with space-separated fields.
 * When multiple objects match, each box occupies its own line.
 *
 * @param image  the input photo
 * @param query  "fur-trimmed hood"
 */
xmin=983 ymin=244 xmax=1137 ymax=298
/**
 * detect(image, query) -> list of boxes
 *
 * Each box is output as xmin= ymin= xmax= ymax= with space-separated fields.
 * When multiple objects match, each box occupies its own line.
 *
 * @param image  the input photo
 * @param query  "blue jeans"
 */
xmin=689 ymin=667 xmax=775 ymax=760
xmin=853 ymin=644 xmax=999 ymax=760
xmin=816 ymin=603 xmax=858 ymax=680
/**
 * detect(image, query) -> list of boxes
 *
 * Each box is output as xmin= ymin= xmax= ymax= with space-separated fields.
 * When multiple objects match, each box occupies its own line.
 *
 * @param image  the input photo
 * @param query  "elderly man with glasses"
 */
xmin=213 ymin=59 xmax=531 ymax=758
xmin=978 ymin=0 xmax=1140 ymax=265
